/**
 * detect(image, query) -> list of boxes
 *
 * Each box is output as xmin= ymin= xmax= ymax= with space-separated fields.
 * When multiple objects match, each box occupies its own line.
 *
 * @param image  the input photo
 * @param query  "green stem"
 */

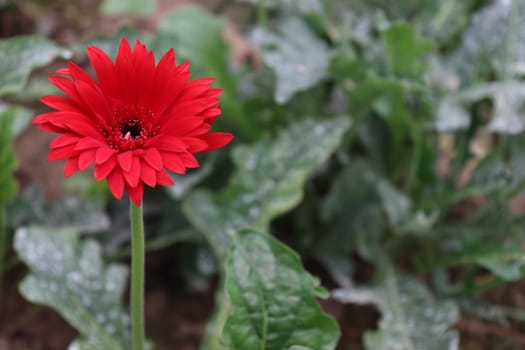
xmin=257 ymin=0 xmax=268 ymax=28
xmin=0 ymin=208 xmax=5 ymax=297
xmin=130 ymin=202 xmax=145 ymax=350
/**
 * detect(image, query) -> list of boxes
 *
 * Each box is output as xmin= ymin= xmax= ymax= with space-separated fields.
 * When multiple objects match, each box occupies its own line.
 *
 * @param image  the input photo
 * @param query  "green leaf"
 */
xmin=316 ymin=160 xmax=384 ymax=282
xmin=376 ymin=180 xmax=438 ymax=235
xmin=382 ymin=22 xmax=434 ymax=77
xmin=452 ymin=0 xmax=525 ymax=81
xmin=434 ymin=96 xmax=470 ymax=131
xmin=14 ymin=227 xmax=132 ymax=350
xmin=0 ymin=35 xmax=71 ymax=97
xmin=183 ymin=117 xmax=350 ymax=260
xmin=5 ymin=187 xmax=110 ymax=233
xmin=223 ymin=229 xmax=340 ymax=350
xmin=426 ymin=227 xmax=525 ymax=281
xmin=435 ymin=81 xmax=525 ymax=133
xmin=157 ymin=6 xmax=228 ymax=83
xmin=0 ymin=108 xmax=18 ymax=206
xmin=237 ymin=0 xmax=322 ymax=13
xmin=252 ymin=17 xmax=331 ymax=104
xmin=420 ymin=0 xmax=479 ymax=44
xmin=100 ymin=0 xmax=156 ymax=16
xmin=333 ymin=259 xmax=459 ymax=350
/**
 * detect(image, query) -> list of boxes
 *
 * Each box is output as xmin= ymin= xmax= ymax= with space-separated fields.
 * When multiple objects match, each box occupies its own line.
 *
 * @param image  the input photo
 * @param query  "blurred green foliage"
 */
xmin=3 ymin=0 xmax=525 ymax=349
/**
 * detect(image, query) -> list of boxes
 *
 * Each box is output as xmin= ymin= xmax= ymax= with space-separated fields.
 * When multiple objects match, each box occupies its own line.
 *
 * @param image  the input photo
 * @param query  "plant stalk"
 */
xmin=0 ymin=208 xmax=5 ymax=297
xmin=130 ymin=202 xmax=145 ymax=350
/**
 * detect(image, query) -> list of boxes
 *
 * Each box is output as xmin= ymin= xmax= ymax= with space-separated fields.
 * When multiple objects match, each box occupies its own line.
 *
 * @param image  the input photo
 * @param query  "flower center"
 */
xmin=121 ymin=120 xmax=142 ymax=139
xmin=106 ymin=105 xmax=159 ymax=151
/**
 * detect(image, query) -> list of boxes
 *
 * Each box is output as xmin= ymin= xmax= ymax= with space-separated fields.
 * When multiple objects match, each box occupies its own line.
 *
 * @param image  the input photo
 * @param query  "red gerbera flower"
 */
xmin=34 ymin=38 xmax=233 ymax=205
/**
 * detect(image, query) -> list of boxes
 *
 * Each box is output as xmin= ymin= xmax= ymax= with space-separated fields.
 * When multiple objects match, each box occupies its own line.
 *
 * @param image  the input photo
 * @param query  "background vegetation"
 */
xmin=1 ymin=0 xmax=525 ymax=349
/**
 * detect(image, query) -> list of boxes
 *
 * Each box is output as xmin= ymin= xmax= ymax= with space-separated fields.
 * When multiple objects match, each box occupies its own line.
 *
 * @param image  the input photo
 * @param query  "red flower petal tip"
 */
xmin=34 ymin=38 xmax=233 ymax=206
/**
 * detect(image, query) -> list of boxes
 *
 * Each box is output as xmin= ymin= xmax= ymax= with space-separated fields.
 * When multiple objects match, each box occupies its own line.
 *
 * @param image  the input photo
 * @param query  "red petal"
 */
xmin=48 ymin=76 xmax=85 ymax=107
xmin=50 ymin=134 xmax=78 ymax=149
xmin=126 ymin=183 xmax=144 ymax=206
xmin=156 ymin=170 xmax=174 ymax=186
xmin=67 ymin=61 xmax=96 ymax=84
xmin=142 ymin=148 xmax=163 ymax=170
xmin=115 ymin=38 xmax=134 ymax=102
xmin=96 ymin=147 xmax=117 ymax=164
xmin=147 ymin=136 xmax=187 ymax=152
xmin=123 ymin=156 xmax=140 ymax=187
xmin=75 ymin=137 xmax=102 ymax=151
xmin=133 ymin=41 xmax=156 ymax=106
xmin=180 ymin=137 xmax=208 ymax=153
xmin=178 ymin=152 xmax=199 ymax=168
xmin=49 ymin=144 xmax=78 ymax=160
xmin=117 ymin=151 xmax=133 ymax=172
xmin=162 ymin=116 xmax=203 ymax=136
xmin=64 ymin=157 xmax=79 ymax=177
xmin=94 ymin=156 xmax=117 ymax=180
xmin=41 ymin=95 xmax=81 ymax=112
xmin=78 ymin=149 xmax=96 ymax=170
xmin=161 ymin=152 xmax=186 ymax=174
xmin=140 ymin=162 xmax=156 ymax=187
xmin=107 ymin=169 xmax=125 ymax=199
xmin=199 ymin=132 xmax=233 ymax=152
xmin=87 ymin=45 xmax=118 ymax=96
xmin=56 ymin=67 xmax=70 ymax=75
xmin=75 ymin=79 xmax=110 ymax=124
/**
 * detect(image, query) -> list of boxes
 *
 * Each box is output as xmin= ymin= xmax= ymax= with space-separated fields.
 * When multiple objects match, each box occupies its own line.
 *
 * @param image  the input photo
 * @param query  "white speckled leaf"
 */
xmin=452 ymin=0 xmax=525 ymax=81
xmin=252 ymin=17 xmax=330 ymax=104
xmin=100 ymin=0 xmax=156 ymax=16
xmin=236 ymin=0 xmax=322 ymax=13
xmin=435 ymin=81 xmax=525 ymax=133
xmin=223 ymin=229 xmax=339 ymax=350
xmin=0 ymin=35 xmax=71 ymax=97
xmin=333 ymin=259 xmax=459 ymax=350
xmin=14 ymin=227 xmax=132 ymax=350
xmin=183 ymin=117 xmax=350 ymax=260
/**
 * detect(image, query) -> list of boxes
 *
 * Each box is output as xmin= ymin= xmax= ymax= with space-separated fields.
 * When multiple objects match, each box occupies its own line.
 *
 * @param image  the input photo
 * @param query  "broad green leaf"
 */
xmin=157 ymin=6 xmax=228 ymax=86
xmin=426 ymin=227 xmax=525 ymax=281
xmin=419 ymin=0 xmax=479 ymax=44
xmin=0 ymin=108 xmax=18 ymax=206
xmin=455 ymin=296 xmax=508 ymax=326
xmin=100 ymin=0 xmax=156 ymax=16
xmin=252 ymin=17 xmax=330 ymax=104
xmin=15 ymin=227 xmax=132 ymax=350
xmin=435 ymin=81 xmax=525 ymax=133
xmin=0 ymin=35 xmax=71 ymax=97
xmin=434 ymin=96 xmax=470 ymax=132
xmin=6 ymin=187 xmax=110 ymax=234
xmin=317 ymin=160 xmax=384 ymax=283
xmin=376 ymin=179 xmax=438 ymax=235
xmin=333 ymin=259 xmax=459 ymax=350
xmin=468 ymin=154 xmax=511 ymax=191
xmin=183 ymin=117 xmax=350 ymax=260
xmin=452 ymin=0 xmax=525 ymax=81
xmin=382 ymin=22 xmax=434 ymax=78
xmin=223 ymin=229 xmax=339 ymax=350
xmin=236 ymin=0 xmax=322 ymax=13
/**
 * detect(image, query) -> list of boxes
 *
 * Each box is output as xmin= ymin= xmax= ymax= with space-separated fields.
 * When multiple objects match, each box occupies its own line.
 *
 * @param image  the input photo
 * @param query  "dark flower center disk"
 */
xmin=106 ymin=105 xmax=160 ymax=151
xmin=121 ymin=120 xmax=142 ymax=139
